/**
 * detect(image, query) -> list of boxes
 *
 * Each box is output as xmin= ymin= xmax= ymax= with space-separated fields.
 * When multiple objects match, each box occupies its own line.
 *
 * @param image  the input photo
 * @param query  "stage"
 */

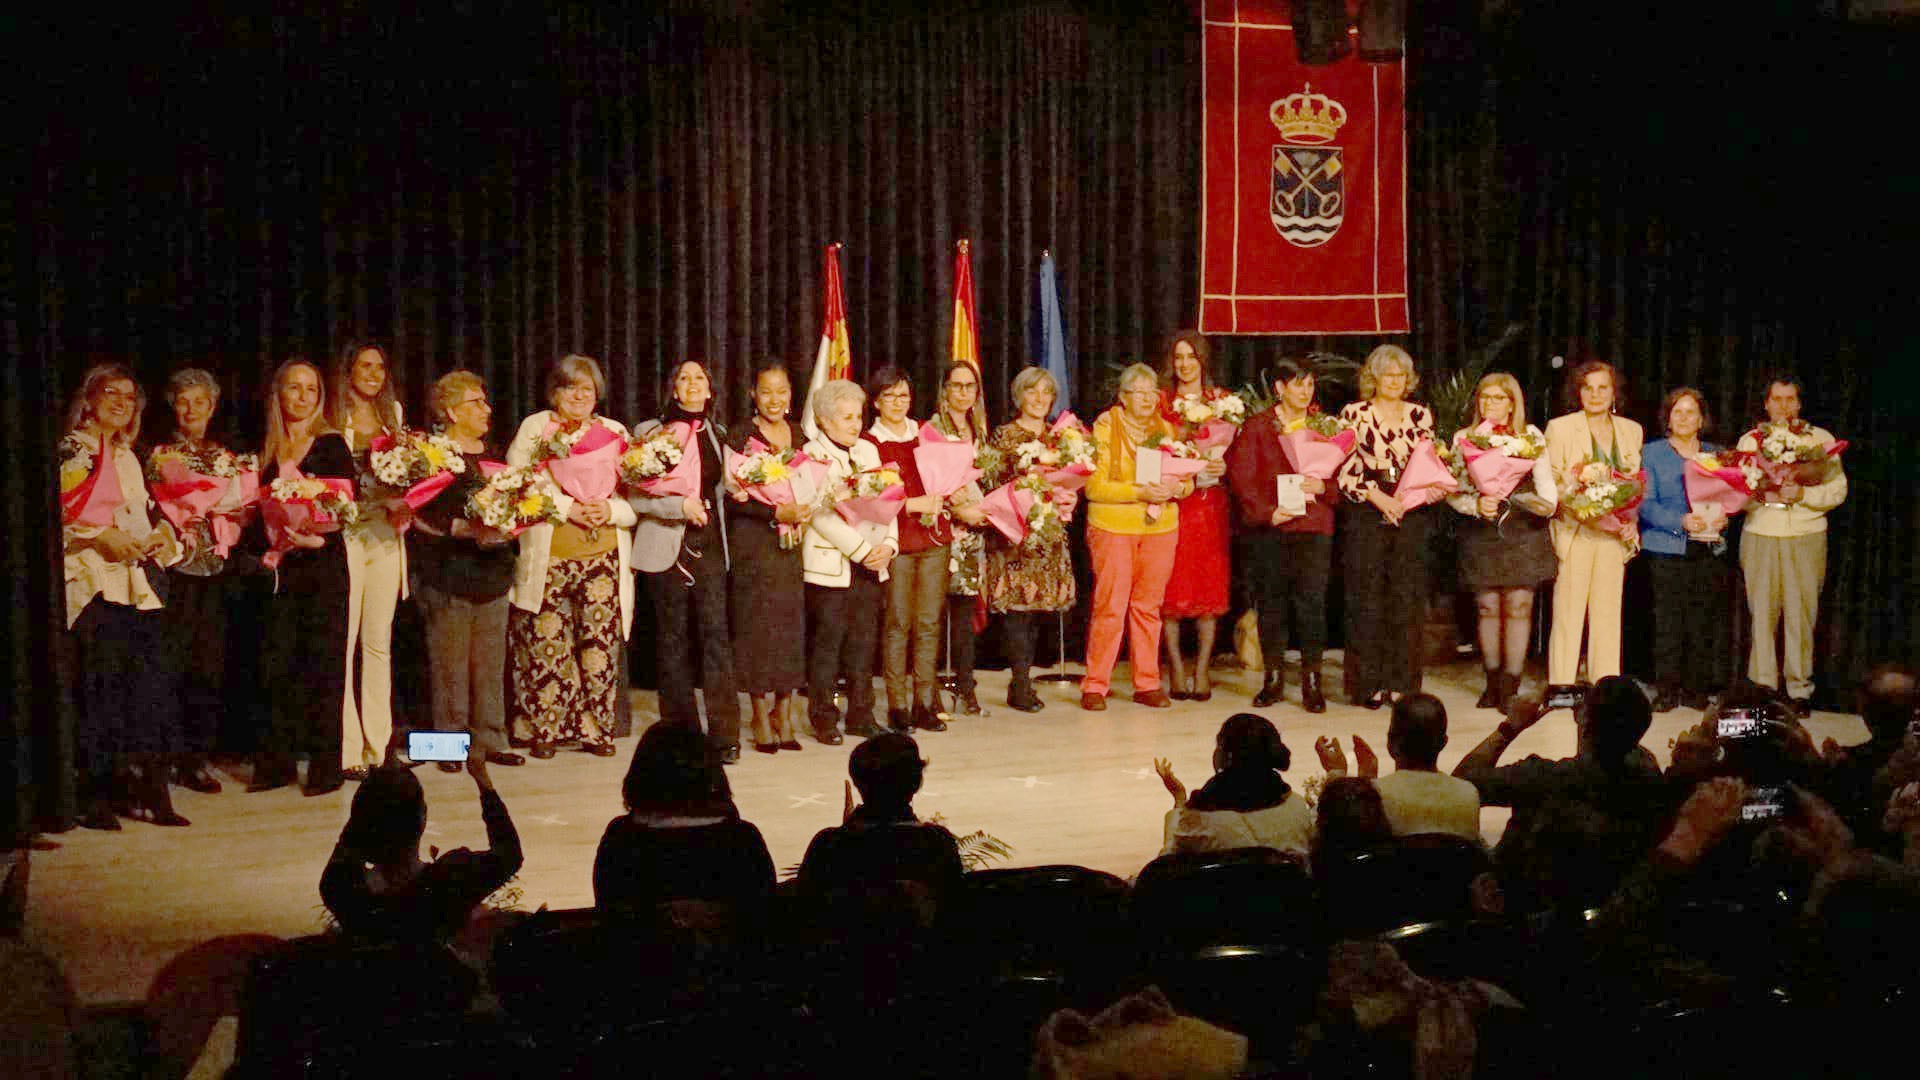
xmin=25 ymin=655 xmax=1867 ymax=1006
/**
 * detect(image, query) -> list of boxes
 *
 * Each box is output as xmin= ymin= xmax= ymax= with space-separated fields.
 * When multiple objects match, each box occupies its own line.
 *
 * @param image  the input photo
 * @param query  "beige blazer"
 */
xmin=1543 ymin=412 xmax=1644 ymax=558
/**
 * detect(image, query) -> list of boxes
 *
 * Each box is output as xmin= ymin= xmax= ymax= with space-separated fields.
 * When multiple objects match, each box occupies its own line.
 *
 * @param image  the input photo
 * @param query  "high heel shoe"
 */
xmin=752 ymin=741 xmax=780 ymax=755
xmin=1363 ymin=690 xmax=1389 ymax=710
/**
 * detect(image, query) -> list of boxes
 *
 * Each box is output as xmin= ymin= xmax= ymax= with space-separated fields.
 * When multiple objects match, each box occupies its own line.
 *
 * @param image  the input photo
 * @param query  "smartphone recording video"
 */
xmin=408 ymin=731 xmax=473 ymax=763
xmin=1741 ymin=784 xmax=1790 ymax=823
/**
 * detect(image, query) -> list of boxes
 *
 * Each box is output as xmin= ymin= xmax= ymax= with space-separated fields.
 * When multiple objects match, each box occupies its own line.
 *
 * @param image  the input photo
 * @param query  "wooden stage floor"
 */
xmin=26 ymin=654 xmax=1868 ymax=1005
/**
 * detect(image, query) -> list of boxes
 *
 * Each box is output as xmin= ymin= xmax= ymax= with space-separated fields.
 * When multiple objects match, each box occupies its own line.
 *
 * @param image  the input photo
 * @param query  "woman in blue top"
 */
xmin=1639 ymin=387 xmax=1735 ymax=712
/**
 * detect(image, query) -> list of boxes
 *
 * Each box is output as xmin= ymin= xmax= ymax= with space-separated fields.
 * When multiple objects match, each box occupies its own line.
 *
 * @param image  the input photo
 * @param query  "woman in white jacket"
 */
xmin=505 ymin=354 xmax=637 ymax=758
xmin=800 ymin=379 xmax=897 ymax=745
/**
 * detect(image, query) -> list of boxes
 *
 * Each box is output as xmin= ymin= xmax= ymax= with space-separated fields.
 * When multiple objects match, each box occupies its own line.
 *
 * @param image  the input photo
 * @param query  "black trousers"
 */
xmin=646 ymin=566 xmax=741 ymax=747
xmin=1340 ymin=506 xmax=1432 ymax=697
xmin=1246 ymin=531 xmax=1332 ymax=667
xmin=807 ymin=573 xmax=882 ymax=734
xmin=1647 ymin=544 xmax=1733 ymax=694
xmin=161 ymin=569 xmax=231 ymax=752
xmin=72 ymin=597 xmax=179 ymax=767
xmin=1003 ymin=611 xmax=1035 ymax=682
xmin=943 ymin=595 xmax=978 ymax=694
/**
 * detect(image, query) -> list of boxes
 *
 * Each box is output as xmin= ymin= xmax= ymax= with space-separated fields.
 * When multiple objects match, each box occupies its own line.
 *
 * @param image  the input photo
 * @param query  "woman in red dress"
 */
xmin=1159 ymin=330 xmax=1232 ymax=700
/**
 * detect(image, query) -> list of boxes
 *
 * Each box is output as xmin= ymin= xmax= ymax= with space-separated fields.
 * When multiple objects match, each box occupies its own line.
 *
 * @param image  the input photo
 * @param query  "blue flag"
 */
xmin=1033 ymin=251 xmax=1073 ymax=419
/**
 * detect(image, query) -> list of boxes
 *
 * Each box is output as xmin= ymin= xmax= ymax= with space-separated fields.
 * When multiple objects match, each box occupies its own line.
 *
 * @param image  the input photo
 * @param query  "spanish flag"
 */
xmin=801 ymin=243 xmax=853 ymax=441
xmin=950 ymin=239 xmax=980 ymax=376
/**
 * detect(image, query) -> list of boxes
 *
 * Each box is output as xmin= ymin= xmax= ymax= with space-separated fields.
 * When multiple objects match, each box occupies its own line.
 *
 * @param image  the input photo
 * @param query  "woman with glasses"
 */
xmin=505 ymin=354 xmax=637 ymax=759
xmin=923 ymin=362 xmax=992 ymax=717
xmin=1080 ymin=364 xmax=1193 ymax=711
xmin=1336 ymin=345 xmax=1438 ymax=710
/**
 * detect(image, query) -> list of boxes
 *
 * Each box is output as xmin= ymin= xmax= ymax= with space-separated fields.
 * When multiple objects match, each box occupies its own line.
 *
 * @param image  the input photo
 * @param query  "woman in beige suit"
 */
xmin=1543 ymin=360 xmax=1643 ymax=690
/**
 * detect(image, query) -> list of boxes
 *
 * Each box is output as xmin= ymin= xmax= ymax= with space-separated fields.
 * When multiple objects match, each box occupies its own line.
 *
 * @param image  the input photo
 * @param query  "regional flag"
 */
xmin=951 ymin=239 xmax=981 ymax=376
xmin=1198 ymin=0 xmax=1408 ymax=335
xmin=802 ymin=243 xmax=853 ymax=441
xmin=1033 ymin=250 xmax=1074 ymax=418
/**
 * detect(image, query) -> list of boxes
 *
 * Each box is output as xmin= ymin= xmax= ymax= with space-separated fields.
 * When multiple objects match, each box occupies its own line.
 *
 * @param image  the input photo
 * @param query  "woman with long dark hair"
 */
xmin=60 ymin=363 xmax=186 ymax=828
xmin=629 ymin=360 xmax=742 ymax=762
xmin=924 ymin=362 xmax=992 ymax=716
xmin=327 ymin=341 xmax=405 ymax=773
xmin=1158 ymin=330 xmax=1233 ymax=701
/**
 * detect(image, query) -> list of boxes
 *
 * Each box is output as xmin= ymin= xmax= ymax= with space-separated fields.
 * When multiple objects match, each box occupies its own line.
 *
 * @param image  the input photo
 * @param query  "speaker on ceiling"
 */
xmin=1357 ymin=0 xmax=1407 ymax=60
xmin=1291 ymin=0 xmax=1352 ymax=65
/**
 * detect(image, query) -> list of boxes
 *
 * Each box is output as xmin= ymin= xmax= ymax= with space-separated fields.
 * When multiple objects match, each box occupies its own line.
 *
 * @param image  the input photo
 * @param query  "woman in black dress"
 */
xmin=253 ymin=358 xmax=356 ymax=797
xmin=147 ymin=367 xmax=253 ymax=794
xmin=726 ymin=363 xmax=809 ymax=752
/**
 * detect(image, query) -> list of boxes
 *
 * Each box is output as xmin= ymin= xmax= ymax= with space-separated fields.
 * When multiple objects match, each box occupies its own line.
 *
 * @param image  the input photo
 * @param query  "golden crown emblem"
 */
xmin=1269 ymin=84 xmax=1347 ymax=144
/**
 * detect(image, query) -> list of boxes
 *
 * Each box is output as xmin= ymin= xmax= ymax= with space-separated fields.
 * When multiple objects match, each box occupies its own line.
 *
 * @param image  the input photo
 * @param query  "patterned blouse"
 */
xmin=1336 ymin=399 xmax=1436 ymax=504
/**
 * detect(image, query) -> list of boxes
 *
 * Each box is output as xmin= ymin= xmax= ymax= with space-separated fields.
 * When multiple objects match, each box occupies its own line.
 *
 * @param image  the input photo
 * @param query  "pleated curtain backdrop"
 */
xmin=8 ymin=3 xmax=1918 ymax=834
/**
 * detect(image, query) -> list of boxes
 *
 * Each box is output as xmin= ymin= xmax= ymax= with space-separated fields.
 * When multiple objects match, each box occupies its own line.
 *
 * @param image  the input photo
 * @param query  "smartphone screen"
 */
xmin=1741 ymin=784 xmax=1789 ymax=822
xmin=408 ymin=731 xmax=473 ymax=762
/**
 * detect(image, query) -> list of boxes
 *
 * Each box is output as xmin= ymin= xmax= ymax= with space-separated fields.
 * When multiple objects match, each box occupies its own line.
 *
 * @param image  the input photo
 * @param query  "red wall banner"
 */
xmin=1199 ymin=1 xmax=1408 ymax=335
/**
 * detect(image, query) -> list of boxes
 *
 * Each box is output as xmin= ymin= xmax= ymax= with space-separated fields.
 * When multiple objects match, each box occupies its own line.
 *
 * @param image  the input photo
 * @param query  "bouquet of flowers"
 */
xmin=725 ymin=439 xmax=824 ymax=547
xmin=368 ymin=429 xmax=468 ymax=510
xmin=979 ymin=473 xmax=1062 ymax=551
xmin=1391 ymin=438 xmax=1462 ymax=511
xmin=1024 ymin=413 xmax=1097 ymax=495
xmin=1278 ymin=408 xmax=1358 ymax=482
xmin=534 ymin=419 xmax=626 ymax=503
xmin=146 ymin=442 xmax=257 ymax=559
xmin=1562 ymin=460 xmax=1646 ymax=540
xmin=1683 ymin=450 xmax=1762 ymax=539
xmin=261 ymin=474 xmax=357 ymax=567
xmin=465 ymin=463 xmax=565 ymax=535
xmin=830 ymin=465 xmax=907 ymax=526
xmin=913 ymin=437 xmax=985 ymax=526
xmin=1170 ymin=391 xmax=1248 ymax=448
xmin=620 ymin=425 xmax=691 ymax=493
xmin=1452 ymin=423 xmax=1546 ymax=504
xmin=1750 ymin=420 xmax=1848 ymax=496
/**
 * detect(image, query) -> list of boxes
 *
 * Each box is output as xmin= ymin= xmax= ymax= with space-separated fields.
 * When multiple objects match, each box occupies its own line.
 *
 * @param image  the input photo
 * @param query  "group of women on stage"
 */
xmin=55 ymin=329 xmax=1748 ymax=828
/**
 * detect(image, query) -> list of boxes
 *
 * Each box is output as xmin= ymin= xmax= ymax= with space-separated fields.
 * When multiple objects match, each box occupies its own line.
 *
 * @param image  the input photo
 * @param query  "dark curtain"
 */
xmin=9 ymin=3 xmax=1918 ymax=833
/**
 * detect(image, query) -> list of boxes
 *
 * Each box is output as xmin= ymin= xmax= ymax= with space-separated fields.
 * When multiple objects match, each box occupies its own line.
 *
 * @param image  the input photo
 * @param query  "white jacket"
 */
xmin=506 ymin=411 xmax=637 ymax=637
xmin=800 ymin=434 xmax=899 ymax=588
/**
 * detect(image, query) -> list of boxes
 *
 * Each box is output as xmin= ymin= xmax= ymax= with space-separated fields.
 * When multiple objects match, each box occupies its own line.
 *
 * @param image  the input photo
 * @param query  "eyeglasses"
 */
xmin=947 ymin=380 xmax=978 ymax=392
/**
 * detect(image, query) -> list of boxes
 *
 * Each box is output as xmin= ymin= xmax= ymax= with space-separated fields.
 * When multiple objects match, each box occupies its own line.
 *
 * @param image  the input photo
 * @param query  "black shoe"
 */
xmin=814 ymin=728 xmax=844 ymax=746
xmin=530 ymin=741 xmax=557 ymax=760
xmin=911 ymin=703 xmax=947 ymax=732
xmin=1301 ymin=669 xmax=1327 ymax=714
xmin=719 ymin=745 xmax=741 ymax=765
xmin=247 ymin=755 xmax=295 ymax=793
xmin=179 ymin=770 xmax=223 ymax=795
xmin=486 ymin=751 xmax=526 ymax=767
xmin=302 ymin=778 xmax=344 ymax=797
xmin=80 ymin=804 xmax=122 ymax=831
xmin=887 ymin=708 xmax=912 ymax=733
xmin=844 ymin=720 xmax=883 ymax=739
xmin=778 ymin=739 xmax=804 ymax=752
xmin=582 ymin=742 xmax=618 ymax=758
xmin=1362 ymin=690 xmax=1389 ymax=710
xmin=1170 ymin=688 xmax=1194 ymax=702
xmin=436 ymin=761 xmax=464 ymax=774
xmin=1252 ymin=670 xmax=1286 ymax=709
xmin=954 ymin=688 xmax=985 ymax=716
xmin=753 ymin=741 xmax=780 ymax=755
xmin=1007 ymin=681 xmax=1044 ymax=713
xmin=1791 ymin=698 xmax=1813 ymax=719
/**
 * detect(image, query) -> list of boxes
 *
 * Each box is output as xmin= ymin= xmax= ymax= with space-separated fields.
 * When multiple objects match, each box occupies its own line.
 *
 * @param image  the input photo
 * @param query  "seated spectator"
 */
xmin=593 ymin=724 xmax=775 ymax=919
xmin=319 ymin=751 xmax=522 ymax=943
xmin=1819 ymin=662 xmax=1917 ymax=849
xmin=1315 ymin=694 xmax=1483 ymax=842
xmin=795 ymin=732 xmax=963 ymax=901
xmin=1452 ymin=677 xmax=1670 ymax=913
xmin=1153 ymin=713 xmax=1312 ymax=859
xmin=1310 ymin=777 xmax=1394 ymax=882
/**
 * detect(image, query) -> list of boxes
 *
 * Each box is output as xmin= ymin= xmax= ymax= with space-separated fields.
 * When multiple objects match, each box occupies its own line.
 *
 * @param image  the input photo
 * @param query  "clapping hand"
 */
xmin=1153 ymin=757 xmax=1187 ymax=807
xmin=1658 ymin=777 xmax=1748 ymax=866
xmin=1352 ymin=735 xmax=1379 ymax=779
xmin=1314 ymin=735 xmax=1349 ymax=775
xmin=843 ymin=779 xmax=858 ymax=823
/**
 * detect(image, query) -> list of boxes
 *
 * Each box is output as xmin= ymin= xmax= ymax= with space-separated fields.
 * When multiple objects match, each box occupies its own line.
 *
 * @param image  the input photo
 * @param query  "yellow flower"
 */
xmin=1282 ymin=418 xmax=1307 ymax=434
xmin=1696 ymin=454 xmax=1721 ymax=470
xmin=60 ymin=465 xmax=91 ymax=493
xmin=879 ymin=469 xmax=903 ymax=487
xmin=763 ymin=460 xmax=788 ymax=481
xmin=518 ymin=494 xmax=546 ymax=519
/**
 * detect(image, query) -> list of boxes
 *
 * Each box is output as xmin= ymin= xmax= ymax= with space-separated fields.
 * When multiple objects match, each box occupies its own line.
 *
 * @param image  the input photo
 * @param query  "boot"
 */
xmin=303 ymin=755 xmax=344 ymax=797
xmin=1252 ymin=668 xmax=1286 ymax=708
xmin=247 ymin=752 xmax=295 ymax=793
xmin=1476 ymin=669 xmax=1503 ymax=710
xmin=1300 ymin=667 xmax=1327 ymax=714
xmin=1007 ymin=674 xmax=1044 ymax=713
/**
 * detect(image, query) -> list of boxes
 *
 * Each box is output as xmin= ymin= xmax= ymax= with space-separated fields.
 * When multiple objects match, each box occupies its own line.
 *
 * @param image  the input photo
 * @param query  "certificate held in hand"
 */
xmin=1134 ymin=447 xmax=1163 ymax=485
xmin=1274 ymin=474 xmax=1308 ymax=517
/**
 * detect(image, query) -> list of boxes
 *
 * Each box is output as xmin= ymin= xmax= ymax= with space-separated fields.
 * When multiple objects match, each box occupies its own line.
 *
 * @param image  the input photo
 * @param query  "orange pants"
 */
xmin=1082 ymin=526 xmax=1178 ymax=696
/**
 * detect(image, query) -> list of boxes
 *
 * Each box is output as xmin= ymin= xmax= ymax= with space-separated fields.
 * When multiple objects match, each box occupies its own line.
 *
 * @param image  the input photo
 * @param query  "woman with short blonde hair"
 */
xmin=1447 ymin=372 xmax=1557 ymax=710
xmin=1336 ymin=345 xmax=1437 ymax=709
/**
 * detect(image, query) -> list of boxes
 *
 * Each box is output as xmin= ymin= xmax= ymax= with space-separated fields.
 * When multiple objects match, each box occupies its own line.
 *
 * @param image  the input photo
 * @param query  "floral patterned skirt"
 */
xmin=985 ymin=532 xmax=1076 ymax=613
xmin=508 ymin=549 xmax=620 ymax=746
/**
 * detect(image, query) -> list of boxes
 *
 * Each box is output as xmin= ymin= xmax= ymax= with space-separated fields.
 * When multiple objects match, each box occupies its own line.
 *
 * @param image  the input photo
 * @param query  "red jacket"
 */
xmin=863 ymin=429 xmax=951 ymax=554
xmin=1223 ymin=409 xmax=1335 ymax=536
